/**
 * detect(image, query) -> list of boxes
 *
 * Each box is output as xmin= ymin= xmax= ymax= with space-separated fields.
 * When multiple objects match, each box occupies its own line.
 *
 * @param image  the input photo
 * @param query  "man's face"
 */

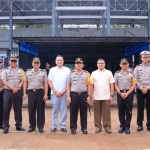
xmin=75 ymin=62 xmax=83 ymax=70
xmin=9 ymin=60 xmax=17 ymax=68
xmin=46 ymin=63 xmax=50 ymax=68
xmin=120 ymin=63 xmax=129 ymax=70
xmin=32 ymin=62 xmax=40 ymax=69
xmin=55 ymin=57 xmax=64 ymax=67
xmin=97 ymin=60 xmax=105 ymax=70
xmin=141 ymin=55 xmax=149 ymax=63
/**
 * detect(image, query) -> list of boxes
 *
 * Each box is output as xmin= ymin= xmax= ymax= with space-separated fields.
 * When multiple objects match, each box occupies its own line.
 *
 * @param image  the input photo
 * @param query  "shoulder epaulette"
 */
xmin=70 ymin=70 xmax=75 ymax=73
xmin=115 ymin=70 xmax=121 ymax=73
xmin=40 ymin=69 xmax=46 ymax=72
xmin=27 ymin=69 xmax=32 ymax=71
xmin=83 ymin=70 xmax=89 ymax=73
xmin=18 ymin=67 xmax=23 ymax=70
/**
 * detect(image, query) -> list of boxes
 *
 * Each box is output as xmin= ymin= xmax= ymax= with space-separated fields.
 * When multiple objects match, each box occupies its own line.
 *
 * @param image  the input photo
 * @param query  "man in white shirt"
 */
xmin=48 ymin=55 xmax=70 ymax=132
xmin=90 ymin=58 xmax=115 ymax=134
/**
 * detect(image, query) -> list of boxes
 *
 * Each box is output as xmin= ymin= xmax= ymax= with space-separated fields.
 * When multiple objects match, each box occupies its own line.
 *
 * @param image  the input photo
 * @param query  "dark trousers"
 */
xmin=137 ymin=89 xmax=150 ymax=128
xmin=3 ymin=89 xmax=23 ymax=129
xmin=0 ymin=90 xmax=4 ymax=127
xmin=117 ymin=92 xmax=134 ymax=129
xmin=28 ymin=90 xmax=45 ymax=129
xmin=70 ymin=92 xmax=87 ymax=131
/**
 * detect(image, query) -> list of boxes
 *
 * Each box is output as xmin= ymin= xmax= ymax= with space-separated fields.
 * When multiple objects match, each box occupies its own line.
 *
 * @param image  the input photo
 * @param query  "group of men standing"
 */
xmin=0 ymin=50 xmax=150 ymax=135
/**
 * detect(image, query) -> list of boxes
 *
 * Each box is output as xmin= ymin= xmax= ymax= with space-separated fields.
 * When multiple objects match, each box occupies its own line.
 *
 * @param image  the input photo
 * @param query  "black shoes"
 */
xmin=125 ymin=128 xmax=130 ymax=134
xmin=51 ymin=128 xmax=57 ymax=132
xmin=137 ymin=126 xmax=143 ymax=132
xmin=39 ymin=128 xmax=44 ymax=133
xmin=118 ymin=127 xmax=125 ymax=133
xmin=16 ymin=127 xmax=25 ymax=131
xmin=61 ymin=128 xmax=67 ymax=133
xmin=0 ymin=126 xmax=4 ymax=129
xmin=82 ymin=129 xmax=88 ymax=134
xmin=147 ymin=128 xmax=150 ymax=131
xmin=3 ymin=128 xmax=8 ymax=134
xmin=28 ymin=128 xmax=35 ymax=132
xmin=71 ymin=130 xmax=76 ymax=135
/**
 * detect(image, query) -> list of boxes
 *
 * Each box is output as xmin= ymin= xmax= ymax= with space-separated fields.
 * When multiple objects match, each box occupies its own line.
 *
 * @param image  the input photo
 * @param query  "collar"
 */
xmin=56 ymin=66 xmax=64 ymax=69
xmin=74 ymin=69 xmax=83 ymax=75
xmin=9 ymin=67 xmax=18 ymax=71
xmin=32 ymin=68 xmax=40 ymax=73
xmin=98 ymin=68 xmax=105 ymax=72
xmin=141 ymin=63 xmax=150 ymax=67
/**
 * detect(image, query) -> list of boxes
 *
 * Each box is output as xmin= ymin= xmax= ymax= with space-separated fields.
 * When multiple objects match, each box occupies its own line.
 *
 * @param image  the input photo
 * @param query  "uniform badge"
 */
xmin=73 ymin=81 xmax=76 ymax=85
xmin=8 ymin=76 xmax=11 ymax=79
xmin=39 ymin=72 xmax=42 ymax=76
xmin=119 ymin=80 xmax=121 ymax=82
xmin=29 ymin=80 xmax=32 ymax=82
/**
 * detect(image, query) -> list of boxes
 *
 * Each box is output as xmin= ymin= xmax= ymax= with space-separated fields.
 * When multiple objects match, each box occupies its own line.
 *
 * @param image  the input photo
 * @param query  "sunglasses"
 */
xmin=11 ymin=60 xmax=17 ymax=63
xmin=75 ymin=62 xmax=83 ymax=64
xmin=34 ymin=62 xmax=40 ymax=64
xmin=142 ymin=57 xmax=149 ymax=58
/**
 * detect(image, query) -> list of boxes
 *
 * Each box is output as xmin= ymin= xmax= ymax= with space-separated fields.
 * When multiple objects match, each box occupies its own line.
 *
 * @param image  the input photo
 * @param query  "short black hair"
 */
xmin=55 ymin=55 xmax=64 ymax=60
xmin=46 ymin=62 xmax=50 ymax=64
xmin=97 ymin=58 xmax=105 ymax=63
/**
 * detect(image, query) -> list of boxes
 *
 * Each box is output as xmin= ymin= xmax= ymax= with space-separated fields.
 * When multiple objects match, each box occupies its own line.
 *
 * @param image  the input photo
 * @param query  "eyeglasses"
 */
xmin=75 ymin=62 xmax=83 ymax=64
xmin=11 ymin=60 xmax=17 ymax=63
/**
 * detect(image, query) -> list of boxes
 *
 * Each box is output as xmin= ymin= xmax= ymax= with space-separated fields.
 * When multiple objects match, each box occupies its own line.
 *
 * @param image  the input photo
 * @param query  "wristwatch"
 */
xmin=111 ymin=95 xmax=114 ymax=98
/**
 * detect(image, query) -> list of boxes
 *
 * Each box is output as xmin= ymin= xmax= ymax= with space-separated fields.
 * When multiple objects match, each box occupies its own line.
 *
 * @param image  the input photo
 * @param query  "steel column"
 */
xmin=106 ymin=0 xmax=110 ymax=36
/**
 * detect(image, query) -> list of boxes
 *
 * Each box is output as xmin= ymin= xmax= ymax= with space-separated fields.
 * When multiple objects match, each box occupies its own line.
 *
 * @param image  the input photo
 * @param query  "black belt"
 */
xmin=120 ymin=90 xmax=129 ymax=93
xmin=28 ymin=89 xmax=43 ymax=92
xmin=71 ymin=91 xmax=87 ymax=94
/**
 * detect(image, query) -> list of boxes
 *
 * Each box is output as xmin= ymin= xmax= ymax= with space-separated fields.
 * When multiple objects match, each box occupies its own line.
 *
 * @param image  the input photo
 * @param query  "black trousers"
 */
xmin=0 ymin=90 xmax=4 ymax=127
xmin=28 ymin=90 xmax=45 ymax=129
xmin=3 ymin=89 xmax=23 ymax=129
xmin=70 ymin=92 xmax=87 ymax=131
xmin=137 ymin=89 xmax=150 ymax=128
xmin=117 ymin=92 xmax=134 ymax=128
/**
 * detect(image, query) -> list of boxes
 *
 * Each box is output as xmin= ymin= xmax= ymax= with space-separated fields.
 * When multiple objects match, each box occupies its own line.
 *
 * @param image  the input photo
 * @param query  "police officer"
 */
xmin=134 ymin=50 xmax=150 ymax=132
xmin=114 ymin=58 xmax=137 ymax=134
xmin=0 ymin=58 xmax=4 ymax=129
xmin=1 ymin=56 xmax=25 ymax=134
xmin=67 ymin=58 xmax=91 ymax=134
xmin=23 ymin=57 xmax=48 ymax=133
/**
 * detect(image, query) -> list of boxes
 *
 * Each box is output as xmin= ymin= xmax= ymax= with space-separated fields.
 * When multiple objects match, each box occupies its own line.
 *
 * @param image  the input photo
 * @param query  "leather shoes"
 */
xmin=51 ymin=128 xmax=57 ymax=132
xmin=147 ymin=128 xmax=150 ymax=131
xmin=16 ymin=127 xmax=25 ymax=131
xmin=125 ymin=128 xmax=130 ymax=134
xmin=105 ymin=128 xmax=112 ymax=133
xmin=39 ymin=128 xmax=44 ymax=133
xmin=61 ymin=128 xmax=67 ymax=133
xmin=137 ymin=126 xmax=143 ymax=132
xmin=3 ymin=128 xmax=8 ymax=134
xmin=71 ymin=130 xmax=76 ymax=135
xmin=28 ymin=128 xmax=35 ymax=132
xmin=0 ymin=126 xmax=4 ymax=129
xmin=95 ymin=128 xmax=102 ymax=133
xmin=82 ymin=129 xmax=88 ymax=134
xmin=118 ymin=127 xmax=125 ymax=133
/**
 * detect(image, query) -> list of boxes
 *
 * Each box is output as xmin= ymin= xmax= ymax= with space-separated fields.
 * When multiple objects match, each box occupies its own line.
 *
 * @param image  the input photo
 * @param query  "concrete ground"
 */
xmin=0 ymin=96 xmax=150 ymax=150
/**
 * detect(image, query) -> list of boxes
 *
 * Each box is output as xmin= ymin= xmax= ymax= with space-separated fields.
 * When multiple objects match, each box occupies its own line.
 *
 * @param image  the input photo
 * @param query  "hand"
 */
xmin=91 ymin=98 xmax=94 ymax=104
xmin=123 ymin=92 xmax=129 ymax=98
xmin=120 ymin=93 xmax=126 ymax=99
xmin=86 ymin=96 xmax=91 ymax=104
xmin=67 ymin=96 xmax=71 ymax=104
xmin=59 ymin=91 xmax=65 ymax=97
xmin=43 ymin=95 xmax=48 ymax=102
xmin=12 ymin=87 xmax=18 ymax=94
xmin=109 ymin=96 xmax=113 ymax=102
xmin=0 ymin=87 xmax=4 ymax=92
xmin=142 ymin=87 xmax=148 ymax=94
xmin=54 ymin=91 xmax=61 ymax=97
xmin=23 ymin=94 xmax=28 ymax=100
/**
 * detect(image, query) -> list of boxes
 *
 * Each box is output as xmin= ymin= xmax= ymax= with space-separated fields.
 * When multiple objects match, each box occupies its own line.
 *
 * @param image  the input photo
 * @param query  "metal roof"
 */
xmin=0 ymin=0 xmax=149 ymax=26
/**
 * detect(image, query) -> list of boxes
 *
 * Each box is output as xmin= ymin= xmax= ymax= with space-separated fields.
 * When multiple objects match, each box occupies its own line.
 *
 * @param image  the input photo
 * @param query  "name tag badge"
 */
xmin=73 ymin=81 xmax=76 ymax=85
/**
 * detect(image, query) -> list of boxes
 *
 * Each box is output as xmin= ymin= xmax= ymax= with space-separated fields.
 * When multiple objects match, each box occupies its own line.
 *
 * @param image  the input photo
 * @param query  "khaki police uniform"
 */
xmin=24 ymin=59 xmax=47 ymax=130
xmin=114 ymin=68 xmax=137 ymax=129
xmin=67 ymin=60 xmax=91 ymax=131
xmin=0 ymin=59 xmax=4 ymax=128
xmin=134 ymin=51 xmax=150 ymax=129
xmin=1 ymin=64 xmax=25 ymax=129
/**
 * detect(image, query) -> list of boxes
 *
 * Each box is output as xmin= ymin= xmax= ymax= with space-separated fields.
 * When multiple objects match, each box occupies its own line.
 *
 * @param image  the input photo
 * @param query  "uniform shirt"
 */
xmin=0 ymin=68 xmax=4 ymax=87
xmin=90 ymin=69 xmax=115 ymax=100
xmin=134 ymin=64 xmax=150 ymax=90
xmin=1 ymin=67 xmax=25 ymax=89
xmin=67 ymin=70 xmax=91 ymax=93
xmin=114 ymin=70 xmax=137 ymax=90
xmin=48 ymin=66 xmax=70 ymax=94
xmin=24 ymin=68 xmax=47 ymax=90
